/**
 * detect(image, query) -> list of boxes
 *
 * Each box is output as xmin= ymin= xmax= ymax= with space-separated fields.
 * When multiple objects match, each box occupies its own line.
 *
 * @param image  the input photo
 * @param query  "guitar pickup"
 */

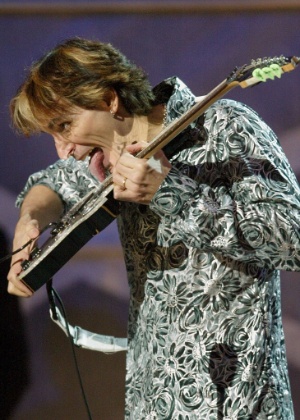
xmin=21 ymin=247 xmax=41 ymax=269
xmin=21 ymin=259 xmax=31 ymax=270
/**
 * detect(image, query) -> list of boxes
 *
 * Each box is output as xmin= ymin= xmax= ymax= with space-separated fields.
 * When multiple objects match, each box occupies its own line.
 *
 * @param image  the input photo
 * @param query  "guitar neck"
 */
xmin=136 ymin=55 xmax=300 ymax=160
xmin=136 ymin=78 xmax=238 ymax=160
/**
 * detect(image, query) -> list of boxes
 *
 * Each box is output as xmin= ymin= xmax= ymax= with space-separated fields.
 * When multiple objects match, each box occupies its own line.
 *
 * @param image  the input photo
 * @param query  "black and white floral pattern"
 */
xmin=18 ymin=78 xmax=300 ymax=419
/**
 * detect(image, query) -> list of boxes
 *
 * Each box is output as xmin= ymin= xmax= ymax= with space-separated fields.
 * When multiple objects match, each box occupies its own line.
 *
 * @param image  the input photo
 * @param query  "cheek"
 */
xmin=72 ymin=123 xmax=99 ymax=145
xmin=72 ymin=128 xmax=87 ymax=143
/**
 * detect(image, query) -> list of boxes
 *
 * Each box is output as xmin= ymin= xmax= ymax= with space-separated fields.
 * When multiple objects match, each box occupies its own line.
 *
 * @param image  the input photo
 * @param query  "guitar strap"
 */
xmin=47 ymin=281 xmax=128 ymax=353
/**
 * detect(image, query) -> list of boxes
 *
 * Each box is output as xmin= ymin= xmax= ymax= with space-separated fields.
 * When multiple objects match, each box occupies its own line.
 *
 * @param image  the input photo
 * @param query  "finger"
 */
xmin=114 ymin=185 xmax=150 ymax=204
xmin=118 ymin=176 xmax=129 ymax=192
xmin=115 ymin=155 xmax=148 ymax=183
xmin=7 ymin=280 xmax=32 ymax=297
xmin=125 ymin=142 xmax=146 ymax=155
xmin=8 ymin=250 xmax=33 ymax=287
xmin=12 ymin=223 xmax=40 ymax=259
xmin=7 ymin=265 xmax=33 ymax=297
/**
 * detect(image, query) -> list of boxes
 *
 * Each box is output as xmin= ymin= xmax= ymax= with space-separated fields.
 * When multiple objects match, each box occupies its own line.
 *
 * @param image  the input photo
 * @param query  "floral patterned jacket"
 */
xmin=17 ymin=78 xmax=300 ymax=419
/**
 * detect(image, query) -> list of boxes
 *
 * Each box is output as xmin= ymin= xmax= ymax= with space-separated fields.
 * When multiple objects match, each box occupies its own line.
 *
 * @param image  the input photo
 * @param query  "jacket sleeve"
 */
xmin=149 ymin=100 xmax=300 ymax=271
xmin=16 ymin=158 xmax=99 ymax=213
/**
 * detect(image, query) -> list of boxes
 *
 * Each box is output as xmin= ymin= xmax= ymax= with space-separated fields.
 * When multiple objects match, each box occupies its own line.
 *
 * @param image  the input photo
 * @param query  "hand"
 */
xmin=7 ymin=215 xmax=40 ymax=297
xmin=113 ymin=143 xmax=171 ymax=204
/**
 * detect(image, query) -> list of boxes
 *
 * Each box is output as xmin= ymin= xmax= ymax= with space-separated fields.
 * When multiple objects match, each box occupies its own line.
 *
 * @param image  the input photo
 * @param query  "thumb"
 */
xmin=126 ymin=141 xmax=147 ymax=155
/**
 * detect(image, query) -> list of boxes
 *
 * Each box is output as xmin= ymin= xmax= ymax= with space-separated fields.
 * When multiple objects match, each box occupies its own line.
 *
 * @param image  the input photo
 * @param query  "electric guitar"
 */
xmin=19 ymin=55 xmax=300 ymax=292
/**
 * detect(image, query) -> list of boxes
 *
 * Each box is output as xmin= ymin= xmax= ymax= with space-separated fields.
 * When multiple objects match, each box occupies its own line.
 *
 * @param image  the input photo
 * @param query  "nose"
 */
xmin=53 ymin=136 xmax=75 ymax=159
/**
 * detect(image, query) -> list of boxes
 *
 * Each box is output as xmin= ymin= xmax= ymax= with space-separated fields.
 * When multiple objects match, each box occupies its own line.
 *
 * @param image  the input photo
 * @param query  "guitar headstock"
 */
xmin=228 ymin=55 xmax=300 ymax=88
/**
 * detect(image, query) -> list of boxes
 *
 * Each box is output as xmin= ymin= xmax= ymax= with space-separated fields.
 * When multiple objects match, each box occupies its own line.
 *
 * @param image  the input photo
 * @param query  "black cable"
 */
xmin=0 ymin=222 xmax=58 ymax=265
xmin=46 ymin=281 xmax=93 ymax=420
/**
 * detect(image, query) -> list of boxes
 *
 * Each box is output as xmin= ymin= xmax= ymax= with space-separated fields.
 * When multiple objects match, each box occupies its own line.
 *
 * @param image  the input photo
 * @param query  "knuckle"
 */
xmin=7 ymin=282 xmax=16 ymax=294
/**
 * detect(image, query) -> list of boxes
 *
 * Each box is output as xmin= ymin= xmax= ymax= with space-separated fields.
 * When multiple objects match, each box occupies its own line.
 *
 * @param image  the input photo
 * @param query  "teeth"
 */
xmin=88 ymin=147 xmax=97 ymax=163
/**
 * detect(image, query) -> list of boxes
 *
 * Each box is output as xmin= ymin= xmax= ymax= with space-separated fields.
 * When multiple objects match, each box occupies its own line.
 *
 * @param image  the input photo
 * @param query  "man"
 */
xmin=7 ymin=38 xmax=300 ymax=418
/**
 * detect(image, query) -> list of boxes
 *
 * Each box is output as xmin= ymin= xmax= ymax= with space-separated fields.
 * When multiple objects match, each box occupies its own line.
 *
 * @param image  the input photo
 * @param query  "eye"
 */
xmin=58 ymin=121 xmax=71 ymax=133
xmin=48 ymin=118 xmax=71 ymax=133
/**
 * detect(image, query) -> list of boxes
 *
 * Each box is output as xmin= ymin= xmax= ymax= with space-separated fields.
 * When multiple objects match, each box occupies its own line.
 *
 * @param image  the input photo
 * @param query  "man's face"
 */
xmin=49 ymin=105 xmax=121 ymax=182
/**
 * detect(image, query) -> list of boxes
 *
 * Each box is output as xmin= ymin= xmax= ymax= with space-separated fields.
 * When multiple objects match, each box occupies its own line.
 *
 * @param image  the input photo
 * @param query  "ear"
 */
xmin=104 ymin=88 xmax=119 ymax=114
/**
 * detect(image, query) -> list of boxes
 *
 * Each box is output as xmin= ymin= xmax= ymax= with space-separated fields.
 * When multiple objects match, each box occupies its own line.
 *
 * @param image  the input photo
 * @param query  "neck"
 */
xmin=146 ymin=103 xmax=166 ymax=141
xmin=112 ymin=103 xmax=166 ymax=154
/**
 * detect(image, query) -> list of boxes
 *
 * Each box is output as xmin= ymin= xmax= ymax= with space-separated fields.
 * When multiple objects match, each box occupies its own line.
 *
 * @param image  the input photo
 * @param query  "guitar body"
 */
xmin=19 ymin=188 xmax=120 ymax=292
xmin=17 ymin=55 xmax=299 ymax=292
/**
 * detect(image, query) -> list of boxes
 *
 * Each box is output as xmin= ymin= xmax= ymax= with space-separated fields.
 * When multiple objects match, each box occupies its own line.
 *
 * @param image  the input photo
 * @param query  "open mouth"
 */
xmin=88 ymin=147 xmax=107 ymax=182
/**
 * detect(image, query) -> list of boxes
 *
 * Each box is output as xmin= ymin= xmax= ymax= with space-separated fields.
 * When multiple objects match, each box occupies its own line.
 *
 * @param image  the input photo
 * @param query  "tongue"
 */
xmin=89 ymin=148 xmax=106 ymax=182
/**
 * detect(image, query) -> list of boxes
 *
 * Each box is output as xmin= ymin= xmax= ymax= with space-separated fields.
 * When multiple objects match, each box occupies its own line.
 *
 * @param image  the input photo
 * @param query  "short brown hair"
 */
xmin=11 ymin=37 xmax=155 ymax=135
